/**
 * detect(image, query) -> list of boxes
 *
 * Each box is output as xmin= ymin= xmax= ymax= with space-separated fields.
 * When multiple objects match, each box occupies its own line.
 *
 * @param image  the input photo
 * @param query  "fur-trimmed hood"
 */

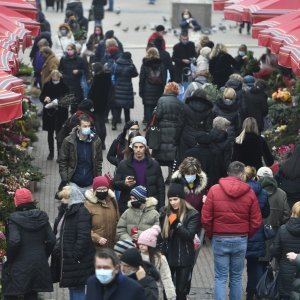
xmin=127 ymin=197 xmax=158 ymax=210
xmin=172 ymin=170 xmax=207 ymax=195
xmin=85 ymin=189 xmax=116 ymax=204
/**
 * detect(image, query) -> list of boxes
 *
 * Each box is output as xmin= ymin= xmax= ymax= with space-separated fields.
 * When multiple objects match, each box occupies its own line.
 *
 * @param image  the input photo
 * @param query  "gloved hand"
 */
xmin=168 ymin=214 xmax=179 ymax=229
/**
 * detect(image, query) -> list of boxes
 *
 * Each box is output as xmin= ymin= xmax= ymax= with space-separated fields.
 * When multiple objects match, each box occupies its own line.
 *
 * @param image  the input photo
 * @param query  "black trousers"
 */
xmin=112 ymin=108 xmax=130 ymax=125
xmin=4 ymin=291 xmax=38 ymax=300
xmin=56 ymin=0 xmax=64 ymax=11
xmin=47 ymin=127 xmax=59 ymax=155
xmin=94 ymin=112 xmax=106 ymax=146
xmin=170 ymin=266 xmax=193 ymax=300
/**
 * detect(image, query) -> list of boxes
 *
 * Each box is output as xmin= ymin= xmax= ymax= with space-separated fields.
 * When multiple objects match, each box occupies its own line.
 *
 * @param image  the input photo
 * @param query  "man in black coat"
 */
xmin=172 ymin=32 xmax=196 ymax=83
xmin=113 ymin=136 xmax=165 ymax=214
xmin=86 ymin=248 xmax=145 ymax=300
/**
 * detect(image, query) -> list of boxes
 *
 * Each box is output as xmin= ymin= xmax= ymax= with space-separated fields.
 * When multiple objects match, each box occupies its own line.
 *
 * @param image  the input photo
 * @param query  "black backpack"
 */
xmin=147 ymin=65 xmax=163 ymax=85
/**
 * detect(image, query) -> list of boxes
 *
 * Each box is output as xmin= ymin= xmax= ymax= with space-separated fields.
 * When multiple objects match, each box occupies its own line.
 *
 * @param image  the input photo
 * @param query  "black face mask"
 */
xmin=96 ymin=191 xmax=108 ymax=200
xmin=131 ymin=201 xmax=142 ymax=208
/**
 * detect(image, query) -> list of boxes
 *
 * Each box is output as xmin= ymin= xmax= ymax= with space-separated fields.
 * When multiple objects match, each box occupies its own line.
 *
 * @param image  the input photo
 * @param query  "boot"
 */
xmin=47 ymin=152 xmax=54 ymax=160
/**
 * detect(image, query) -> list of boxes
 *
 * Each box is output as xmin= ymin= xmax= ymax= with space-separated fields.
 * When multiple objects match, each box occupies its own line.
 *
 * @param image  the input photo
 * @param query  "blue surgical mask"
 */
xmin=239 ymin=51 xmax=246 ymax=56
xmin=122 ymin=270 xmax=135 ymax=277
xmin=185 ymin=174 xmax=196 ymax=183
xmin=81 ymin=127 xmax=91 ymax=136
xmin=95 ymin=269 xmax=114 ymax=284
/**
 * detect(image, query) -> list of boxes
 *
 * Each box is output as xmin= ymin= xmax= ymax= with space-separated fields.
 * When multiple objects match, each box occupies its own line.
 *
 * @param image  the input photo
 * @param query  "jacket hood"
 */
xmin=259 ymin=176 xmax=278 ymax=195
xmin=142 ymin=260 xmax=160 ymax=281
xmin=216 ymin=97 xmax=239 ymax=112
xmin=219 ymin=177 xmax=251 ymax=199
xmin=225 ymin=79 xmax=242 ymax=92
xmin=9 ymin=210 xmax=49 ymax=231
xmin=185 ymin=95 xmax=213 ymax=113
xmin=247 ymin=180 xmax=262 ymax=196
xmin=58 ymin=23 xmax=72 ymax=37
xmin=116 ymin=57 xmax=132 ymax=65
xmin=85 ymin=189 xmax=116 ymax=204
xmin=286 ymin=218 xmax=300 ymax=237
xmin=68 ymin=185 xmax=85 ymax=207
xmin=127 ymin=197 xmax=158 ymax=210
xmin=195 ymin=76 xmax=208 ymax=85
xmin=172 ymin=170 xmax=207 ymax=195
xmin=210 ymin=128 xmax=228 ymax=143
xmin=195 ymin=132 xmax=213 ymax=144
xmin=142 ymin=57 xmax=162 ymax=66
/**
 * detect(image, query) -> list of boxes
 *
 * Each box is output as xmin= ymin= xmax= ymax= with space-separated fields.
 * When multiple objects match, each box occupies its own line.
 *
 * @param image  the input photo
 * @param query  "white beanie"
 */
xmin=257 ymin=167 xmax=273 ymax=178
xmin=130 ymin=136 xmax=147 ymax=148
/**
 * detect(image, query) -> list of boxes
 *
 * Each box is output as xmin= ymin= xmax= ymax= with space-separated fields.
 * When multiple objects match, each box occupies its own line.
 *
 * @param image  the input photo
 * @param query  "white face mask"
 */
xmin=183 ymin=14 xmax=190 ymax=19
xmin=52 ymin=80 xmax=60 ymax=85
xmin=95 ymin=269 xmax=114 ymax=284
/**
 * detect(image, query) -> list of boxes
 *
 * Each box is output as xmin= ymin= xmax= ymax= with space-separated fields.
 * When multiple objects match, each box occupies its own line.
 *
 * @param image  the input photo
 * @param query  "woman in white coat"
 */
xmin=53 ymin=23 xmax=75 ymax=59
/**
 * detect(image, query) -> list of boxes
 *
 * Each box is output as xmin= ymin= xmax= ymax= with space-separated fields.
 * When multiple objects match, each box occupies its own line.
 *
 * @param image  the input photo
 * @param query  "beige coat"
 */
xmin=117 ymin=197 xmax=160 ymax=241
xmin=85 ymin=189 xmax=119 ymax=249
xmin=41 ymin=53 xmax=59 ymax=87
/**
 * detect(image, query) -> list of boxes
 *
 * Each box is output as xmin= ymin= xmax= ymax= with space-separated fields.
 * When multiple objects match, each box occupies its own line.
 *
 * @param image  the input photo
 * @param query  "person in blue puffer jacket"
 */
xmin=245 ymin=166 xmax=270 ymax=300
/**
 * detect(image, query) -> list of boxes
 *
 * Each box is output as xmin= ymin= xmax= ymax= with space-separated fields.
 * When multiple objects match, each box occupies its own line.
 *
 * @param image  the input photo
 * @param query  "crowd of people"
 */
xmin=2 ymin=1 xmax=300 ymax=300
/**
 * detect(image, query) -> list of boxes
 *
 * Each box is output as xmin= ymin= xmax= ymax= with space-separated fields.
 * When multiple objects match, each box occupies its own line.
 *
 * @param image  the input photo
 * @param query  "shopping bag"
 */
xmin=145 ymin=112 xmax=161 ymax=150
xmin=256 ymin=265 xmax=279 ymax=299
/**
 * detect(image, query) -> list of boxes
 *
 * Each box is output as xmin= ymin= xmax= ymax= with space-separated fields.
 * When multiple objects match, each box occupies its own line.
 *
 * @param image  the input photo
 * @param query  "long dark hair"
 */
xmin=281 ymin=144 xmax=300 ymax=180
xmin=148 ymin=246 xmax=162 ymax=268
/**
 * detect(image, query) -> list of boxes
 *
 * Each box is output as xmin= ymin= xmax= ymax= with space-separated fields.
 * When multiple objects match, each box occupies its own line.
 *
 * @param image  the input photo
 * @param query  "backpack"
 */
xmin=147 ymin=65 xmax=163 ymax=85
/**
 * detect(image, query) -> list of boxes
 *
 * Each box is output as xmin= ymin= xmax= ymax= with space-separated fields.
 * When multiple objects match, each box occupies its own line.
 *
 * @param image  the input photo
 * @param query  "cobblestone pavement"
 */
xmin=25 ymin=0 xmax=258 ymax=298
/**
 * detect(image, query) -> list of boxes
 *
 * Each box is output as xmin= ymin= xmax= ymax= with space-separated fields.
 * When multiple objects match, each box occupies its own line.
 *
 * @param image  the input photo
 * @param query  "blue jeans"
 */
xmin=212 ymin=236 xmax=247 ymax=300
xmin=69 ymin=286 xmax=85 ymax=300
xmin=108 ymin=0 xmax=114 ymax=10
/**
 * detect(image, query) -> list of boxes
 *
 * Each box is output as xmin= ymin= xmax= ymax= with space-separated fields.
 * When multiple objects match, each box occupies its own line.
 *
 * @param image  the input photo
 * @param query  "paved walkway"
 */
xmin=25 ymin=0 xmax=258 ymax=298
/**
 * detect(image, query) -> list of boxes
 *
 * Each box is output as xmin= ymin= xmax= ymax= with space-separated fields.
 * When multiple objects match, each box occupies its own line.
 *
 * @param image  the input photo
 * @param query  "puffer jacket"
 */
xmin=171 ymin=170 xmax=208 ymax=213
xmin=139 ymin=58 xmax=165 ymax=106
xmin=113 ymin=57 xmax=138 ymax=109
xmin=116 ymin=197 xmax=160 ymax=240
xmin=84 ymin=189 xmax=119 ymax=249
xmin=3 ymin=206 xmax=55 ymax=296
xmin=291 ymin=255 xmax=300 ymax=300
xmin=152 ymin=93 xmax=184 ymax=164
xmin=41 ymin=53 xmax=59 ymax=87
xmin=178 ymin=94 xmax=213 ymax=158
xmin=160 ymin=208 xmax=199 ymax=267
xmin=201 ymin=176 xmax=262 ymax=238
xmin=113 ymin=155 xmax=165 ymax=214
xmin=58 ymin=129 xmax=103 ymax=183
xmin=212 ymin=98 xmax=240 ymax=141
xmin=246 ymin=180 xmax=270 ymax=257
xmin=51 ymin=202 xmax=95 ymax=287
xmin=271 ymin=218 xmax=300 ymax=297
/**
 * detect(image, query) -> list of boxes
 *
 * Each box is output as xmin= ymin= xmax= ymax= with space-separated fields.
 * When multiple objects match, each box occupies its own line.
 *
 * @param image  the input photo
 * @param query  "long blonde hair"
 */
xmin=162 ymin=198 xmax=194 ymax=238
xmin=210 ymin=43 xmax=227 ymax=60
xmin=146 ymin=47 xmax=160 ymax=59
xmin=236 ymin=117 xmax=259 ymax=144
xmin=291 ymin=201 xmax=300 ymax=217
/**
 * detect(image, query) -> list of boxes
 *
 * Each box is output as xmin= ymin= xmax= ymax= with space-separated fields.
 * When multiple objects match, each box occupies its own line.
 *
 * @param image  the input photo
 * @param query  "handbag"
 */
xmin=58 ymin=93 xmax=77 ymax=108
xmin=264 ymin=224 xmax=276 ymax=240
xmin=256 ymin=265 xmax=279 ymax=299
xmin=145 ymin=111 xmax=161 ymax=150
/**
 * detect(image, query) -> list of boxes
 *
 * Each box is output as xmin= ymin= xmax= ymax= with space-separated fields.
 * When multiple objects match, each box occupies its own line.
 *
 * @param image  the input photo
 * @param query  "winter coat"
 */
xmin=209 ymin=128 xmax=232 ymax=178
xmin=158 ymin=49 xmax=175 ymax=82
xmin=147 ymin=32 xmax=166 ymax=50
xmin=212 ymin=98 xmax=240 ymax=141
xmin=95 ymin=37 xmax=124 ymax=63
xmin=233 ymin=132 xmax=274 ymax=170
xmin=152 ymin=93 xmax=184 ymax=164
xmin=117 ymin=197 xmax=160 ymax=240
xmin=179 ymin=18 xmax=201 ymax=32
xmin=88 ymin=72 xmax=112 ymax=113
xmin=183 ymin=132 xmax=220 ymax=188
xmin=107 ymin=135 xmax=126 ymax=167
xmin=172 ymin=41 xmax=197 ymax=83
xmin=85 ymin=272 xmax=145 ymax=300
xmin=113 ymin=155 xmax=165 ymax=214
xmin=3 ymin=206 xmax=55 ymax=296
xmin=270 ymin=218 xmax=300 ymax=297
xmin=84 ymin=189 xmax=119 ymax=249
xmin=160 ymin=207 xmax=199 ymax=267
xmin=92 ymin=0 xmax=105 ymax=21
xmin=209 ymin=52 xmax=236 ymax=88
xmin=112 ymin=57 xmax=138 ymax=109
xmin=86 ymin=33 xmax=103 ymax=52
xmin=259 ymin=176 xmax=290 ymax=262
xmin=178 ymin=94 xmax=213 ymax=159
xmin=241 ymin=88 xmax=268 ymax=132
xmin=40 ymin=79 xmax=69 ymax=132
xmin=51 ymin=203 xmax=95 ymax=287
xmin=58 ymin=54 xmax=85 ymax=93
xmin=171 ymin=170 xmax=208 ymax=213
xmin=246 ymin=180 xmax=270 ymax=258
xmin=59 ymin=129 xmax=103 ymax=183
xmin=182 ymin=76 xmax=210 ymax=102
xmin=53 ymin=25 xmax=75 ymax=59
xmin=290 ymin=255 xmax=300 ymax=300
xmin=201 ymin=176 xmax=262 ymax=238
xmin=275 ymin=169 xmax=300 ymax=209
xmin=128 ymin=261 xmax=160 ymax=300
xmin=142 ymin=253 xmax=176 ymax=300
xmin=196 ymin=55 xmax=209 ymax=73
xmin=139 ymin=58 xmax=165 ymax=106
xmin=41 ymin=53 xmax=59 ymax=87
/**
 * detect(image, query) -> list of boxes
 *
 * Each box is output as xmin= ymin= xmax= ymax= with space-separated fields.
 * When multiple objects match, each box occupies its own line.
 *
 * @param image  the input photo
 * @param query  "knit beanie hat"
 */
xmin=93 ymin=176 xmax=110 ymax=190
xmin=114 ymin=240 xmax=135 ymax=255
xmin=121 ymin=248 xmax=143 ymax=268
xmin=130 ymin=186 xmax=147 ymax=203
xmin=257 ymin=167 xmax=273 ymax=178
xmin=168 ymin=181 xmax=185 ymax=199
xmin=138 ymin=225 xmax=161 ymax=248
xmin=244 ymin=75 xmax=255 ymax=87
xmin=14 ymin=188 xmax=33 ymax=207
xmin=130 ymin=136 xmax=147 ymax=148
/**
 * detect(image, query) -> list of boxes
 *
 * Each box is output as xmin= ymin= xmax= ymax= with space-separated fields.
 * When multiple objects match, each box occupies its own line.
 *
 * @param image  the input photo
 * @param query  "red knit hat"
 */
xmin=93 ymin=176 xmax=109 ymax=190
xmin=14 ymin=188 xmax=33 ymax=207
